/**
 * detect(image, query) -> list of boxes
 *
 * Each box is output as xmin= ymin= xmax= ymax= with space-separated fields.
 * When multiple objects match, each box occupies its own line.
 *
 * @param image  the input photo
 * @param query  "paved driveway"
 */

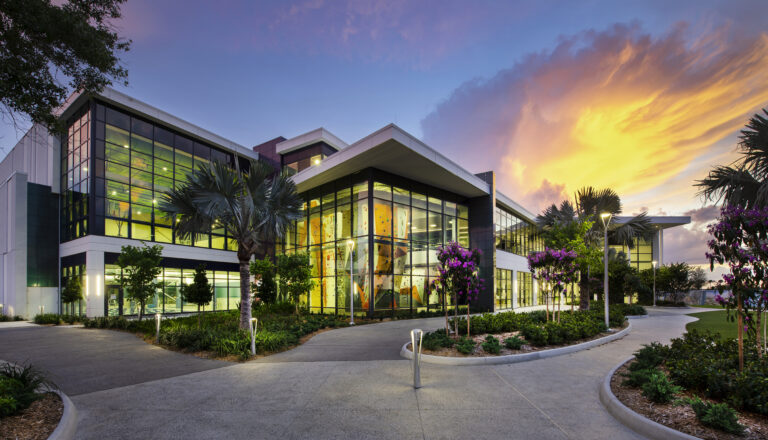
xmin=1 ymin=308 xmax=705 ymax=439
xmin=0 ymin=325 xmax=230 ymax=396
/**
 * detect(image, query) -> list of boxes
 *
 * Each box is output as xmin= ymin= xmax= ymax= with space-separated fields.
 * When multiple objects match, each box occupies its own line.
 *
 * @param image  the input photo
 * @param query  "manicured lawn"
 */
xmin=686 ymin=310 xmax=737 ymax=339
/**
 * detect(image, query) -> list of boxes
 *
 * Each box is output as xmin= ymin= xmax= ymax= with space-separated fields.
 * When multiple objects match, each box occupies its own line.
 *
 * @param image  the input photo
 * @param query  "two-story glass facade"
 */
xmin=282 ymin=171 xmax=470 ymax=315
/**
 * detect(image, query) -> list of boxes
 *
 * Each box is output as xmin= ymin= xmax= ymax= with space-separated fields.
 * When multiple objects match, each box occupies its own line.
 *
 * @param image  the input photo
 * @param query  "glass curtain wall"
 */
xmin=105 ymin=264 xmax=240 ymax=316
xmin=283 ymin=176 xmax=470 ymax=315
xmin=494 ymin=206 xmax=543 ymax=257
xmin=61 ymin=109 xmax=91 ymax=241
xmin=610 ymin=237 xmax=654 ymax=271
xmin=90 ymin=103 xmax=237 ymax=249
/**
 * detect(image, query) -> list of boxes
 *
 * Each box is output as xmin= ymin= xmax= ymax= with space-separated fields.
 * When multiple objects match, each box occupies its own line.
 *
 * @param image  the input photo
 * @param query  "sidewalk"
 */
xmin=67 ymin=308 xmax=698 ymax=439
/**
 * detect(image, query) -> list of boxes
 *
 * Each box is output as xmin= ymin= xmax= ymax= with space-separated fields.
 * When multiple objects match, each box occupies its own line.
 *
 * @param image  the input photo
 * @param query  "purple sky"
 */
xmin=1 ymin=0 xmax=766 ymax=273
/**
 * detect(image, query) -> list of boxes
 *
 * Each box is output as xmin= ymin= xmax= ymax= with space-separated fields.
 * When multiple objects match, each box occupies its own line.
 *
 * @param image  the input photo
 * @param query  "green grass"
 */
xmin=689 ymin=304 xmax=721 ymax=309
xmin=686 ymin=310 xmax=737 ymax=339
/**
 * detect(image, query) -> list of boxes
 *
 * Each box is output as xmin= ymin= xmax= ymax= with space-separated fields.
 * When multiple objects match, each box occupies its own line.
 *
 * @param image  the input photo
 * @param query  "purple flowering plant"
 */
xmin=706 ymin=204 xmax=768 ymax=366
xmin=429 ymin=241 xmax=484 ymax=337
xmin=527 ymin=247 xmax=579 ymax=321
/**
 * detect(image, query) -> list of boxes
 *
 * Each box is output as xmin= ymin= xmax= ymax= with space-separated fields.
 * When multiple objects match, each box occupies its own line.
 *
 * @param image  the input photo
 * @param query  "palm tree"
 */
xmin=161 ymin=160 xmax=302 ymax=329
xmin=697 ymin=109 xmax=768 ymax=207
xmin=537 ymin=186 xmax=653 ymax=309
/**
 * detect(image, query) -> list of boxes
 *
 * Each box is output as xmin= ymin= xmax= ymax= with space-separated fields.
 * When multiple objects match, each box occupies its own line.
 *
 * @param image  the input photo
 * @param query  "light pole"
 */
xmin=652 ymin=260 xmax=657 ymax=307
xmin=346 ymin=240 xmax=355 ymax=325
xmin=600 ymin=212 xmax=612 ymax=330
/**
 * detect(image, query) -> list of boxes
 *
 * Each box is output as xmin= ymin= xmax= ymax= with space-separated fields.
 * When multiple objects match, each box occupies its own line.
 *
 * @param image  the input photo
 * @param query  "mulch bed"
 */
xmin=610 ymin=360 xmax=768 ymax=440
xmin=0 ymin=393 xmax=63 ymax=440
xmin=418 ymin=321 xmax=628 ymax=357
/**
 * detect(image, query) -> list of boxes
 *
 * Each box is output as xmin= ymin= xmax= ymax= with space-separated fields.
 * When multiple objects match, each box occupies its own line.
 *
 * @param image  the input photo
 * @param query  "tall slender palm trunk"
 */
xmin=239 ymin=259 xmax=252 ymax=330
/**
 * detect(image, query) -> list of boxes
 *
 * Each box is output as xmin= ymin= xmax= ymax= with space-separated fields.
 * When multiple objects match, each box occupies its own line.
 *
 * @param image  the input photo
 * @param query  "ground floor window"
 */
xmin=517 ymin=271 xmax=533 ymax=307
xmin=61 ymin=264 xmax=86 ymax=315
xmin=495 ymin=269 xmax=514 ymax=310
xmin=105 ymin=264 xmax=240 ymax=316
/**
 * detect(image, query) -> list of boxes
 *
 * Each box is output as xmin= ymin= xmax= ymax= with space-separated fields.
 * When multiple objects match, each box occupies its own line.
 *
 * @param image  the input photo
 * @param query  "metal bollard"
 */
xmin=250 ymin=317 xmax=258 ymax=355
xmin=410 ymin=329 xmax=424 ymax=389
xmin=155 ymin=313 xmax=161 ymax=343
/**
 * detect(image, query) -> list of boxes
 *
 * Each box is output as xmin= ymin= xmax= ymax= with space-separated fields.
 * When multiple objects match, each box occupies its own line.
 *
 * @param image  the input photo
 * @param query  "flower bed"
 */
xmin=82 ymin=308 xmax=376 ymax=360
xmin=0 ymin=362 xmax=62 ymax=440
xmin=420 ymin=305 xmax=632 ymax=357
xmin=611 ymin=331 xmax=768 ymax=439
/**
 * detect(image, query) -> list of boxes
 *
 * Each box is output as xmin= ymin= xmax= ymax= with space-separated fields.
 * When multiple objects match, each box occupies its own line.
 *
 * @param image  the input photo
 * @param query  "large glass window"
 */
xmin=105 ymin=264 xmax=240 ymax=316
xmin=93 ymin=103 xmax=236 ymax=249
xmin=517 ymin=271 xmax=534 ymax=307
xmin=61 ymin=109 xmax=91 ymax=241
xmin=494 ymin=206 xmax=542 ymax=257
xmin=284 ymin=178 xmax=470 ymax=315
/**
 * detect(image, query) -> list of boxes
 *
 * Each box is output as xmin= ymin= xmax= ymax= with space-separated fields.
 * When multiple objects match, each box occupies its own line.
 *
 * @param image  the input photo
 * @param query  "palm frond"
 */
xmin=611 ymin=212 xmax=653 ymax=248
xmin=695 ymin=164 xmax=761 ymax=208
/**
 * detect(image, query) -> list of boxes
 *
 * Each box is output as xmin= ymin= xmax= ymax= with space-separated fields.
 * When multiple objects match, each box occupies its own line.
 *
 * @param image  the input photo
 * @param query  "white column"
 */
xmin=85 ymin=250 xmax=105 ymax=317
xmin=532 ymin=278 xmax=538 ymax=307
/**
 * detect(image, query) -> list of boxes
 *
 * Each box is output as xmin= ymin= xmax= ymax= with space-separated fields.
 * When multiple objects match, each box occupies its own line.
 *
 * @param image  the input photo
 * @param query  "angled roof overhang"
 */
xmin=276 ymin=127 xmax=348 ymax=155
xmin=614 ymin=215 xmax=691 ymax=229
xmin=291 ymin=124 xmax=491 ymax=198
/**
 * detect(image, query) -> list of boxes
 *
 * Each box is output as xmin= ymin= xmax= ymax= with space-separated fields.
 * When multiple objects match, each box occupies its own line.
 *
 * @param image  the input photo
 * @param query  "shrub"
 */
xmin=504 ymin=336 xmax=524 ymax=350
xmin=33 ymin=313 xmax=61 ymax=325
xmin=0 ymin=315 xmax=24 ymax=322
xmin=422 ymin=331 xmax=454 ymax=351
xmin=543 ymin=322 xmax=564 ymax=345
xmin=631 ymin=342 xmax=669 ymax=371
xmin=455 ymin=337 xmax=475 ymax=354
xmin=641 ymin=370 xmax=682 ymax=403
xmin=622 ymin=368 xmax=657 ymax=388
xmin=0 ymin=363 xmax=55 ymax=418
xmin=688 ymin=397 xmax=745 ymax=435
xmin=521 ymin=325 xmax=548 ymax=346
xmin=0 ymin=395 xmax=18 ymax=418
xmin=481 ymin=335 xmax=501 ymax=354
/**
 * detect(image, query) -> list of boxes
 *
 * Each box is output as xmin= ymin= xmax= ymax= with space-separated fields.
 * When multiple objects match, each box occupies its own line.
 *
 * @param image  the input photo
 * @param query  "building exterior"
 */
xmin=0 ymin=89 xmax=690 ymax=318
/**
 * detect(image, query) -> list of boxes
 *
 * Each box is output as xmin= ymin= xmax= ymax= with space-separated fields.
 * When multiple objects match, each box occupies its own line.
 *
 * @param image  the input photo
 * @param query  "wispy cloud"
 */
xmin=422 ymin=22 xmax=768 ymax=216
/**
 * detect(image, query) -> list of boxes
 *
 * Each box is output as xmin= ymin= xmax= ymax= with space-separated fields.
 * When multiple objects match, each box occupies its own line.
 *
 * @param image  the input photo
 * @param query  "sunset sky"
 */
xmin=1 ymin=0 xmax=766 ymax=273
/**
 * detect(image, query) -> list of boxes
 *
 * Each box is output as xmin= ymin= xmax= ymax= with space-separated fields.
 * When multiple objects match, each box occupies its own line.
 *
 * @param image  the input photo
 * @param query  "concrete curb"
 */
xmin=48 ymin=389 xmax=78 ymax=440
xmin=400 ymin=320 xmax=631 ymax=366
xmin=599 ymin=356 xmax=699 ymax=440
xmin=626 ymin=314 xmax=649 ymax=319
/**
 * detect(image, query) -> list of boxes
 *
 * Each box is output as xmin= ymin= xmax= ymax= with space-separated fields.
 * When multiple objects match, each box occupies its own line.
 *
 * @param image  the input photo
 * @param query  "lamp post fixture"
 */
xmin=652 ymin=260 xmax=657 ymax=307
xmin=346 ymin=240 xmax=356 ymax=325
xmin=600 ymin=212 xmax=612 ymax=330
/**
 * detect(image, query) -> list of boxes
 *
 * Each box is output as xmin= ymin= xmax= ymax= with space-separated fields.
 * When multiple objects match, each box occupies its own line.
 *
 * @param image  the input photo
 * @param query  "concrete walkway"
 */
xmin=0 ymin=325 xmax=231 ymax=396
xmin=54 ymin=307 xmax=701 ymax=439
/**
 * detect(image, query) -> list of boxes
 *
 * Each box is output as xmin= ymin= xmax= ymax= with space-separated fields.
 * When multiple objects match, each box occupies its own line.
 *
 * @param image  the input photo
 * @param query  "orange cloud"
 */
xmin=422 ymin=22 xmax=768 ymax=216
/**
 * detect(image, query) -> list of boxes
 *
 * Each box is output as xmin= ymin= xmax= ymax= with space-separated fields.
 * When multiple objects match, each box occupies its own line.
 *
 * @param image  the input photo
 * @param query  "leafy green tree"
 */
xmin=276 ymin=253 xmax=314 ymax=314
xmin=537 ymin=188 xmax=654 ymax=309
xmin=180 ymin=265 xmax=213 ymax=328
xmin=116 ymin=244 xmax=163 ymax=320
xmin=665 ymin=262 xmax=693 ymax=303
xmin=60 ymin=275 xmax=83 ymax=315
xmin=689 ymin=266 xmax=707 ymax=290
xmin=592 ymin=250 xmax=639 ymax=305
xmin=250 ymin=258 xmax=277 ymax=304
xmin=697 ymin=109 xmax=768 ymax=208
xmin=0 ymin=0 xmax=130 ymax=131
xmin=161 ymin=160 xmax=302 ymax=330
